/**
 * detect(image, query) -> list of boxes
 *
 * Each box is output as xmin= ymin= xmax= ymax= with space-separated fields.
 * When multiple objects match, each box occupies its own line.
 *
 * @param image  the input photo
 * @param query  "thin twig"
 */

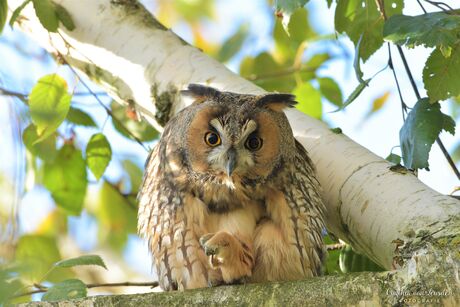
xmin=12 ymin=281 xmax=159 ymax=299
xmin=0 ymin=87 xmax=28 ymax=103
xmin=326 ymin=243 xmax=346 ymax=251
xmin=59 ymin=55 xmax=149 ymax=152
xmin=387 ymin=44 xmax=408 ymax=121
xmin=436 ymin=138 xmax=460 ymax=179
xmin=395 ymin=46 xmax=421 ymax=101
xmin=416 ymin=0 xmax=428 ymax=13
xmin=424 ymin=0 xmax=454 ymax=11
xmin=86 ymin=281 xmax=159 ymax=288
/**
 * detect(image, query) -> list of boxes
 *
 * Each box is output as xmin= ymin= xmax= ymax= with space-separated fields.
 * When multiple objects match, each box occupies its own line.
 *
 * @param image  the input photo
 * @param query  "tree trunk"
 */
xmin=9 ymin=0 xmax=460 ymax=303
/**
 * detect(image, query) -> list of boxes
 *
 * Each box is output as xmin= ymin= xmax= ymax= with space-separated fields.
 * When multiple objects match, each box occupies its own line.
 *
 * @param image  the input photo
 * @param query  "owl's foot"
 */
xmin=199 ymin=231 xmax=254 ymax=284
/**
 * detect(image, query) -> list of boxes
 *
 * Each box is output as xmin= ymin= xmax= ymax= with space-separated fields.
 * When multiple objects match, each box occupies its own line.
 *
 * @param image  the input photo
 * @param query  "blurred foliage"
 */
xmin=0 ymin=0 xmax=459 ymax=304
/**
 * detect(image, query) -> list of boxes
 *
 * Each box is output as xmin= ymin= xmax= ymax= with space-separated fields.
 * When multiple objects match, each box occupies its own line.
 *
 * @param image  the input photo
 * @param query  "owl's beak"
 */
xmin=225 ymin=148 xmax=237 ymax=176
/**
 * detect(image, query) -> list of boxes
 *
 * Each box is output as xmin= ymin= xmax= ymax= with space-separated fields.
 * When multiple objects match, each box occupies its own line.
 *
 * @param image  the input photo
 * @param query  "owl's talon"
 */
xmin=199 ymin=231 xmax=254 ymax=283
xmin=199 ymin=233 xmax=214 ymax=247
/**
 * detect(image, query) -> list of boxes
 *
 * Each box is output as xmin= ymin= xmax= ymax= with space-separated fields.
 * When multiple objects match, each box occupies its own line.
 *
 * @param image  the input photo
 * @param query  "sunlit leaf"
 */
xmin=0 ymin=266 xmax=24 ymax=305
xmin=335 ymin=0 xmax=403 ymax=61
xmin=371 ymin=92 xmax=390 ymax=112
xmin=273 ymin=8 xmax=315 ymax=61
xmin=54 ymin=3 xmax=75 ymax=31
xmin=32 ymin=0 xmax=59 ymax=32
xmin=36 ymin=209 xmax=68 ymax=236
xmin=15 ymin=235 xmax=71 ymax=282
xmin=43 ymin=144 xmax=88 ymax=215
xmin=318 ymin=77 xmax=342 ymax=107
xmin=400 ymin=98 xmax=456 ymax=169
xmin=339 ymin=245 xmax=384 ymax=273
xmin=86 ymin=133 xmax=112 ymax=180
xmin=362 ymin=91 xmax=390 ymax=120
xmin=275 ymin=0 xmax=309 ymax=30
xmin=42 ymin=279 xmax=87 ymax=302
xmin=55 ymin=255 xmax=107 ymax=270
xmin=423 ymin=44 xmax=460 ymax=102
xmin=29 ymin=74 xmax=71 ymax=142
xmin=111 ymin=102 xmax=159 ymax=142
xmin=123 ymin=160 xmax=143 ymax=193
xmin=66 ymin=107 xmax=97 ymax=127
xmin=0 ymin=0 xmax=7 ymax=34
xmin=293 ymin=82 xmax=322 ymax=119
xmin=323 ymin=235 xmax=342 ymax=275
xmin=9 ymin=0 xmax=32 ymax=28
xmin=217 ymin=24 xmax=248 ymax=62
xmin=386 ymin=153 xmax=401 ymax=165
xmin=22 ymin=124 xmax=57 ymax=162
xmin=96 ymin=181 xmax=137 ymax=251
xmin=383 ymin=12 xmax=460 ymax=49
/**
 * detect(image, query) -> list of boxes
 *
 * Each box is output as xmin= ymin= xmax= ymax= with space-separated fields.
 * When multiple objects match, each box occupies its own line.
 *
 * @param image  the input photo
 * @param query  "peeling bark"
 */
xmin=9 ymin=0 xmax=460 ymax=303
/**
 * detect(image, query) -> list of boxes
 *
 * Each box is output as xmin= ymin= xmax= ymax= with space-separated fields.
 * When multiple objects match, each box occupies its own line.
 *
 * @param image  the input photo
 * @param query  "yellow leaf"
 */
xmin=371 ymin=91 xmax=390 ymax=113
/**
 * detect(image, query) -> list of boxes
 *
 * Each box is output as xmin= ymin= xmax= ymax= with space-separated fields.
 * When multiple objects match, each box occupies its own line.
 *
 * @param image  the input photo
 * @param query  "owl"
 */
xmin=137 ymin=84 xmax=325 ymax=291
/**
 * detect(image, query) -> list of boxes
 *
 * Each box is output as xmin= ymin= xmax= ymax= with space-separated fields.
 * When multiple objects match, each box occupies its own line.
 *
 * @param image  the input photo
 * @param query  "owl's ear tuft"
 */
xmin=256 ymin=93 xmax=297 ymax=112
xmin=181 ymin=84 xmax=220 ymax=104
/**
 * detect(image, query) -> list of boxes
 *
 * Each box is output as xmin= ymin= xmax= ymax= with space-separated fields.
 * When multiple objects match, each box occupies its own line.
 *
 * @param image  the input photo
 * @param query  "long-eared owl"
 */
xmin=138 ymin=84 xmax=325 ymax=290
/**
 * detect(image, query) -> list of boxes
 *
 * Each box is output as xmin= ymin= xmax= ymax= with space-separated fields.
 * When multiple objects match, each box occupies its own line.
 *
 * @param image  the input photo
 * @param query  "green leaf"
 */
xmin=339 ymin=245 xmax=384 ymax=273
xmin=111 ymin=102 xmax=159 ymax=142
xmin=15 ymin=235 xmax=72 ymax=283
xmin=333 ymin=79 xmax=371 ymax=112
xmin=54 ymin=3 xmax=75 ymax=31
xmin=66 ymin=107 xmax=97 ymax=127
xmin=293 ymin=83 xmax=322 ymax=119
xmin=400 ymin=98 xmax=456 ymax=169
xmin=32 ymin=0 xmax=59 ymax=32
xmin=0 ymin=0 xmax=7 ymax=34
xmin=96 ymin=182 xmax=137 ymax=251
xmin=383 ymin=12 xmax=460 ymax=49
xmin=275 ymin=0 xmax=309 ymax=30
xmin=54 ymin=255 xmax=107 ymax=270
xmin=318 ymin=77 xmax=342 ymax=107
xmin=335 ymin=0 xmax=403 ymax=62
xmin=42 ymin=279 xmax=87 ymax=302
xmin=423 ymin=44 xmax=460 ymax=102
xmin=123 ymin=160 xmax=143 ymax=193
xmin=273 ymin=8 xmax=315 ymax=61
xmin=29 ymin=74 xmax=71 ymax=142
xmin=323 ymin=235 xmax=342 ymax=275
xmin=9 ymin=0 xmax=32 ymax=28
xmin=43 ymin=144 xmax=88 ymax=215
xmin=216 ymin=25 xmax=248 ymax=62
xmin=22 ymin=124 xmax=57 ymax=162
xmin=86 ymin=133 xmax=112 ymax=180
xmin=386 ymin=153 xmax=401 ymax=164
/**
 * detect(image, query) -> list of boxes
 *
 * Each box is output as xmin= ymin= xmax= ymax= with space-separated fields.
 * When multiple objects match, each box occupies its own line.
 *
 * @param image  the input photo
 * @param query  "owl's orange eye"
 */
xmin=245 ymin=136 xmax=263 ymax=151
xmin=204 ymin=132 xmax=221 ymax=147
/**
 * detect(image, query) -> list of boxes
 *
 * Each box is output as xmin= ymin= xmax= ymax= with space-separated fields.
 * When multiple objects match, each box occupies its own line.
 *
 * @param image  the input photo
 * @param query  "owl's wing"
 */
xmin=286 ymin=140 xmax=326 ymax=275
xmin=137 ymin=143 xmax=210 ymax=290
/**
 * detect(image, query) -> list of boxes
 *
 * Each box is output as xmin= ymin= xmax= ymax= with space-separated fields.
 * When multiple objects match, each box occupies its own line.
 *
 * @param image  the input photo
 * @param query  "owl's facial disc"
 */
xmin=205 ymin=118 xmax=260 ymax=178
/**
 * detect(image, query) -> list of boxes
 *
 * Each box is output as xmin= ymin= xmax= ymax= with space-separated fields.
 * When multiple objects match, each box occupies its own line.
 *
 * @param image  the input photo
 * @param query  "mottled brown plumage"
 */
xmin=137 ymin=84 xmax=325 ymax=290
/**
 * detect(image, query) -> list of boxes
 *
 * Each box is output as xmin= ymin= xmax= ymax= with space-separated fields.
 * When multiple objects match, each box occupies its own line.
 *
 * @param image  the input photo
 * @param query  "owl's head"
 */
xmin=169 ymin=84 xmax=297 ymax=187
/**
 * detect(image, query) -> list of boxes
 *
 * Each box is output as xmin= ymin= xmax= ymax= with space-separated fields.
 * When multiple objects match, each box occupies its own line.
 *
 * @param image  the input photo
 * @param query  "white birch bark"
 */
xmin=9 ymin=0 xmax=460 ymax=274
